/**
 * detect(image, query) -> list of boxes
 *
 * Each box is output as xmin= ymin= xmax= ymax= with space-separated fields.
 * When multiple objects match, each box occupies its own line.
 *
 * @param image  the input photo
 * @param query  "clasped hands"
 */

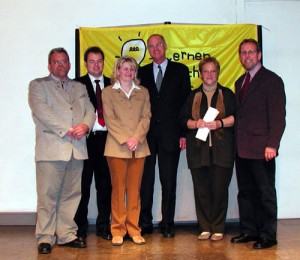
xmin=195 ymin=119 xmax=220 ymax=130
xmin=66 ymin=123 xmax=89 ymax=140
xmin=126 ymin=137 xmax=139 ymax=151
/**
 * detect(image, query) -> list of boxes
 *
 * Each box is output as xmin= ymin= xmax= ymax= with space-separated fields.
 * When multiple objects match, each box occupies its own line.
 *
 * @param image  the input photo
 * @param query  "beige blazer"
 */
xmin=102 ymin=84 xmax=151 ymax=158
xmin=28 ymin=75 xmax=96 ymax=161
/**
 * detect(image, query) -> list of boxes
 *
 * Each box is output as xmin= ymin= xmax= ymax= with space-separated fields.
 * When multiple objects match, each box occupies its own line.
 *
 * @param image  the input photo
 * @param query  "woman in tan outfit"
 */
xmin=102 ymin=56 xmax=151 ymax=246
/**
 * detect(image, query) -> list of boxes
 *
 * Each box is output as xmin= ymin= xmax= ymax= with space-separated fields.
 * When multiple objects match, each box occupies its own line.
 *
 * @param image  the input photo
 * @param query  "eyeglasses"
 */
xmin=148 ymin=42 xmax=165 ymax=49
xmin=52 ymin=60 xmax=69 ymax=65
xmin=240 ymin=50 xmax=257 ymax=56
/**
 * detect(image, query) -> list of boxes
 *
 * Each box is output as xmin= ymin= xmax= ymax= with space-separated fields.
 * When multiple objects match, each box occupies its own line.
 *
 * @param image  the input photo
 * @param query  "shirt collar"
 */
xmin=248 ymin=62 xmax=262 ymax=79
xmin=88 ymin=74 xmax=104 ymax=83
xmin=153 ymin=58 xmax=168 ymax=71
xmin=112 ymin=81 xmax=140 ymax=90
xmin=50 ymin=73 xmax=70 ymax=83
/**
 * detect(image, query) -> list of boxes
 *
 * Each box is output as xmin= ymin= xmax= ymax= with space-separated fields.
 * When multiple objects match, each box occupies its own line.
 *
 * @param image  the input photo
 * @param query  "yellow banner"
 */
xmin=78 ymin=24 xmax=258 ymax=91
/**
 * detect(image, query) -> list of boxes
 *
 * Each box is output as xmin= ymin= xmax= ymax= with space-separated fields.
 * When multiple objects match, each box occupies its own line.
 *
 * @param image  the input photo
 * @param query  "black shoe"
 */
xmin=59 ymin=237 xmax=87 ymax=248
xmin=231 ymin=234 xmax=259 ymax=243
xmin=97 ymin=227 xmax=112 ymax=240
xmin=38 ymin=243 xmax=51 ymax=254
xmin=141 ymin=225 xmax=153 ymax=235
xmin=162 ymin=224 xmax=175 ymax=238
xmin=253 ymin=238 xmax=277 ymax=249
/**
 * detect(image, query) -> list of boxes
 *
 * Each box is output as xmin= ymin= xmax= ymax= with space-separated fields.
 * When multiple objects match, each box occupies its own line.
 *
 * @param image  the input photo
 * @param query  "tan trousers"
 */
xmin=107 ymin=156 xmax=145 ymax=238
xmin=35 ymin=156 xmax=83 ymax=245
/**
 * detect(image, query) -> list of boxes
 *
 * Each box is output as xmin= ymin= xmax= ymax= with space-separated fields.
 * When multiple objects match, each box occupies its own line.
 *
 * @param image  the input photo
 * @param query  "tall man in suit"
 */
xmin=74 ymin=47 xmax=112 ymax=240
xmin=231 ymin=39 xmax=286 ymax=249
xmin=28 ymin=47 xmax=95 ymax=254
xmin=138 ymin=34 xmax=191 ymax=238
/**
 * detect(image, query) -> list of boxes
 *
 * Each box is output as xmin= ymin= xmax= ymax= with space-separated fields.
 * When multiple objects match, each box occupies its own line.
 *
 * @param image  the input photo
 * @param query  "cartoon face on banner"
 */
xmin=121 ymin=39 xmax=146 ymax=65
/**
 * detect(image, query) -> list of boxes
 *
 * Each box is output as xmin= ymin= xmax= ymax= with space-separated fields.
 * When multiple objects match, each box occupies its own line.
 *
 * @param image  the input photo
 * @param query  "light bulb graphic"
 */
xmin=121 ymin=39 xmax=146 ymax=65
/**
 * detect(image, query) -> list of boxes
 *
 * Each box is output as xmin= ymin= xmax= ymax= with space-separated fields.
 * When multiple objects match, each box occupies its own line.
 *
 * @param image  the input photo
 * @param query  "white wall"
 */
xmin=0 ymin=0 xmax=298 ymax=222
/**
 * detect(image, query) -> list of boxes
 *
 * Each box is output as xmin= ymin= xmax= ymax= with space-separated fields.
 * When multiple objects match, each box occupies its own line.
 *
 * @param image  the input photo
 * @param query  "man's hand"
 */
xmin=179 ymin=137 xmax=186 ymax=150
xmin=265 ymin=147 xmax=277 ymax=161
xmin=67 ymin=124 xmax=89 ymax=140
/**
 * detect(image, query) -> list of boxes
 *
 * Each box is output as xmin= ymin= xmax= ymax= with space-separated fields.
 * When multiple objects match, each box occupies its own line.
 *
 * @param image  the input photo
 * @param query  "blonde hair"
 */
xmin=111 ymin=56 xmax=140 ymax=85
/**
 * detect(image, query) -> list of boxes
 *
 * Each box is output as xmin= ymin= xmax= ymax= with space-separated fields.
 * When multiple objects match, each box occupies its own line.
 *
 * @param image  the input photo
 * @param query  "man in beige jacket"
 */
xmin=28 ymin=47 xmax=95 ymax=254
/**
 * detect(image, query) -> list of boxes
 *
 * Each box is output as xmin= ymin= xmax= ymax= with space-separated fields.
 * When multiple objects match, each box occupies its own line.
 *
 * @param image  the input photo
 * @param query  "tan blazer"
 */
xmin=28 ymin=75 xmax=96 ymax=161
xmin=102 ymin=84 xmax=151 ymax=158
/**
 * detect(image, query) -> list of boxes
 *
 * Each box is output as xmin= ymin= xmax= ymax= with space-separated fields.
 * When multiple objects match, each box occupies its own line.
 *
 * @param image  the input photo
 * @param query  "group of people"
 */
xmin=28 ymin=34 xmax=286 ymax=255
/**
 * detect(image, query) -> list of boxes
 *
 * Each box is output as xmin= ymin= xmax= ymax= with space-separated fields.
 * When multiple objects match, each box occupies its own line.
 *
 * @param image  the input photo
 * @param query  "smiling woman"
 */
xmin=102 ymin=56 xmax=151 ymax=246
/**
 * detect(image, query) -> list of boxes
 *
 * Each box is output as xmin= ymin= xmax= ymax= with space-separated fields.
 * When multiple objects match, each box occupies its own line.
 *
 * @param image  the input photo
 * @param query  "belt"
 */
xmin=92 ymin=131 xmax=107 ymax=136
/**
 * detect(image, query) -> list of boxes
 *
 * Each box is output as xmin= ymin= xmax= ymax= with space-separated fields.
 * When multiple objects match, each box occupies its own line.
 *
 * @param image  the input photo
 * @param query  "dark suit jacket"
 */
xmin=75 ymin=74 xmax=111 ymax=110
xmin=235 ymin=66 xmax=286 ymax=159
xmin=138 ymin=60 xmax=191 ymax=152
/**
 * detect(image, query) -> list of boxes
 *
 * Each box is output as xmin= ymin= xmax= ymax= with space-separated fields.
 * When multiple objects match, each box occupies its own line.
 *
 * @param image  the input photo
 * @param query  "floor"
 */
xmin=0 ymin=219 xmax=299 ymax=260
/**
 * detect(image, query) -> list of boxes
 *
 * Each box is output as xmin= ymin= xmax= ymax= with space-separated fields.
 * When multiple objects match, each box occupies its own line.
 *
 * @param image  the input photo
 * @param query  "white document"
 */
xmin=195 ymin=107 xmax=219 ymax=141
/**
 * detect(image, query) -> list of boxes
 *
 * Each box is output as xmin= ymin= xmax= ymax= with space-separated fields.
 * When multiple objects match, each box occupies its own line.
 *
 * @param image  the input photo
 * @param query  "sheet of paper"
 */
xmin=195 ymin=107 xmax=219 ymax=141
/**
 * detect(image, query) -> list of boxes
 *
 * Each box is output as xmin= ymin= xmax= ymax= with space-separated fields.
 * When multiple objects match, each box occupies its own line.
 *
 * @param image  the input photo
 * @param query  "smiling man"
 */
xmin=231 ymin=39 xmax=286 ymax=249
xmin=74 ymin=46 xmax=112 ymax=241
xmin=138 ymin=34 xmax=191 ymax=238
xmin=28 ymin=47 xmax=95 ymax=254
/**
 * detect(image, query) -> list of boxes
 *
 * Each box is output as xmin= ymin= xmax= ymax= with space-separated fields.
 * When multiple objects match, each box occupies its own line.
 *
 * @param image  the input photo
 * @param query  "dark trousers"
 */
xmin=140 ymin=134 xmax=180 ymax=227
xmin=191 ymin=165 xmax=233 ymax=233
xmin=74 ymin=131 xmax=111 ymax=236
xmin=235 ymin=155 xmax=277 ymax=240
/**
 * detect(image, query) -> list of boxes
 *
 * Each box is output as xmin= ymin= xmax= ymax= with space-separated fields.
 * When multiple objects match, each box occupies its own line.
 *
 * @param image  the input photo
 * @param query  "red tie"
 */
xmin=240 ymin=73 xmax=250 ymax=101
xmin=95 ymin=80 xmax=105 ymax=127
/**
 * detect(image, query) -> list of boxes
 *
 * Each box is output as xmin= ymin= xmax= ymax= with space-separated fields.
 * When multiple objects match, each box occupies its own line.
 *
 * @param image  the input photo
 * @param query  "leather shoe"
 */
xmin=38 ymin=243 xmax=51 ymax=254
xmin=162 ymin=224 xmax=175 ymax=238
xmin=112 ymin=236 xmax=123 ymax=246
xmin=253 ymin=238 xmax=277 ymax=249
xmin=141 ymin=225 xmax=153 ymax=235
xmin=97 ymin=227 xmax=112 ymax=240
xmin=231 ymin=234 xmax=259 ymax=243
xmin=132 ymin=235 xmax=146 ymax=245
xmin=59 ymin=237 xmax=87 ymax=248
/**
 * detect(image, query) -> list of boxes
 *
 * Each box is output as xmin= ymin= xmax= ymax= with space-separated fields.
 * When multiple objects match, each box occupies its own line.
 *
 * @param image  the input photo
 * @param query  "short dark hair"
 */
xmin=238 ymin=38 xmax=261 ymax=54
xmin=84 ymin=46 xmax=105 ymax=62
xmin=48 ymin=47 xmax=69 ymax=64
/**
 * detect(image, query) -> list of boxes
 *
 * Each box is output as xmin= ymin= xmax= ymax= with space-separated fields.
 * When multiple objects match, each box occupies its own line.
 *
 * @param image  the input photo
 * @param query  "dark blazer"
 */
xmin=138 ymin=60 xmax=191 ymax=152
xmin=235 ymin=66 xmax=286 ymax=159
xmin=75 ymin=74 xmax=111 ymax=110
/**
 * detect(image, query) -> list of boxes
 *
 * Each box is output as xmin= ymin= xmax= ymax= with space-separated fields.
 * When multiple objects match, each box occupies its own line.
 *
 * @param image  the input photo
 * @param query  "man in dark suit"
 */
xmin=231 ymin=39 xmax=286 ymax=249
xmin=138 ymin=34 xmax=191 ymax=238
xmin=74 ymin=46 xmax=112 ymax=240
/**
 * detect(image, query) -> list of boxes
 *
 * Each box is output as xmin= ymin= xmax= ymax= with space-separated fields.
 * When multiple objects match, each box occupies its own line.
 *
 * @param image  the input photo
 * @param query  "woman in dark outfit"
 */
xmin=180 ymin=57 xmax=235 ymax=241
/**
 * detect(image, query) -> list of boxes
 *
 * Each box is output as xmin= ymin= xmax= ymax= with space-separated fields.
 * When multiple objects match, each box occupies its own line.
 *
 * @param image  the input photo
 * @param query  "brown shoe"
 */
xmin=112 ymin=236 xmax=123 ymax=246
xmin=131 ymin=236 xmax=146 ymax=245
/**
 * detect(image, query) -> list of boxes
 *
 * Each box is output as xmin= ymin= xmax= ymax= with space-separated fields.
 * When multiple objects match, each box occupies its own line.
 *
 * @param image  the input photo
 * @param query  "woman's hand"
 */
xmin=205 ymin=120 xmax=221 ymax=130
xmin=126 ymin=137 xmax=139 ymax=151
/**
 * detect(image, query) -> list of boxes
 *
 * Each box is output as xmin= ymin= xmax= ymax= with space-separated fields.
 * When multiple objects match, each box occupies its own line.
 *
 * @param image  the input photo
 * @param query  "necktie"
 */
xmin=156 ymin=65 xmax=163 ymax=91
xmin=95 ymin=80 xmax=105 ymax=127
xmin=240 ymin=72 xmax=250 ymax=101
